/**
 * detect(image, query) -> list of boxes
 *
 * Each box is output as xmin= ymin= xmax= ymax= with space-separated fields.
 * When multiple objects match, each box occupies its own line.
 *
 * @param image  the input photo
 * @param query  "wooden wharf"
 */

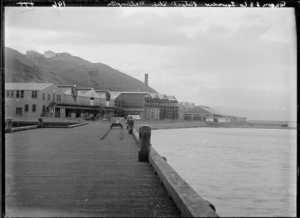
xmin=5 ymin=120 xmax=219 ymax=217
xmin=5 ymin=122 xmax=180 ymax=217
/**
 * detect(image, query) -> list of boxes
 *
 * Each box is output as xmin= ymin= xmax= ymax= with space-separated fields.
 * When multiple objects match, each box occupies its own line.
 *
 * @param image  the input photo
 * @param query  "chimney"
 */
xmin=144 ymin=74 xmax=148 ymax=92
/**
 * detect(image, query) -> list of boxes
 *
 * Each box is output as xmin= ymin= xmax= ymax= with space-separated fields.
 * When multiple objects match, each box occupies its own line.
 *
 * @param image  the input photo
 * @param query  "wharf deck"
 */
xmin=5 ymin=122 xmax=180 ymax=217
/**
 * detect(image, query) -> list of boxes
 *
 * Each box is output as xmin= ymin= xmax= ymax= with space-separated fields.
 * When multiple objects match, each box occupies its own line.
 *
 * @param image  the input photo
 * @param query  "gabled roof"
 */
xmin=110 ymin=92 xmax=121 ymax=100
xmin=144 ymin=93 xmax=159 ymax=99
xmin=149 ymin=93 xmax=159 ymax=99
xmin=82 ymin=89 xmax=101 ymax=98
xmin=167 ymin=95 xmax=177 ymax=102
xmin=5 ymin=83 xmax=53 ymax=91
xmin=157 ymin=94 xmax=168 ymax=100
xmin=185 ymin=106 xmax=225 ymax=116
xmin=77 ymin=87 xmax=93 ymax=94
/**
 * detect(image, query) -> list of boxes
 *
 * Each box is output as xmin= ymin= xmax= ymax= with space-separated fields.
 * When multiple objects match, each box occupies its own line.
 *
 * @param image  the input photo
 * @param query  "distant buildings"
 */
xmin=183 ymin=105 xmax=247 ymax=123
xmin=5 ymin=82 xmax=248 ymax=122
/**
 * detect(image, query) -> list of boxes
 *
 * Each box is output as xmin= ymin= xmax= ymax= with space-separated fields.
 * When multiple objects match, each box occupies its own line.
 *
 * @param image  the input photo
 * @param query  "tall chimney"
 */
xmin=144 ymin=74 xmax=148 ymax=92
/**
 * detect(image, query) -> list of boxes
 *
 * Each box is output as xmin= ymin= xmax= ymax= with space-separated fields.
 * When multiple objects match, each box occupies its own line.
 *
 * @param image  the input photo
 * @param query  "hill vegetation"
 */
xmin=5 ymin=47 xmax=156 ymax=92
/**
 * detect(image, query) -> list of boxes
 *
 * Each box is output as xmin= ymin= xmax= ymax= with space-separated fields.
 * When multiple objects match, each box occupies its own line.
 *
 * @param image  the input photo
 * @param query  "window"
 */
xmin=47 ymin=94 xmax=50 ymax=101
xmin=16 ymin=90 xmax=20 ymax=98
xmin=32 ymin=104 xmax=36 ymax=112
xmin=42 ymin=105 xmax=46 ymax=112
xmin=16 ymin=107 xmax=22 ymax=116
xmin=6 ymin=90 xmax=10 ymax=97
xmin=42 ymin=93 xmax=45 ymax=100
xmin=20 ymin=90 xmax=24 ymax=98
xmin=32 ymin=91 xmax=38 ymax=99
xmin=11 ymin=91 xmax=14 ymax=98
xmin=56 ymin=95 xmax=61 ymax=102
xmin=25 ymin=104 xmax=29 ymax=112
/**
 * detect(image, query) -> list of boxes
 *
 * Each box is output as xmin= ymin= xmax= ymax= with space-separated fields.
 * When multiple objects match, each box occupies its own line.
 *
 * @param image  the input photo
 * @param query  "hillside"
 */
xmin=5 ymin=47 xmax=156 ymax=92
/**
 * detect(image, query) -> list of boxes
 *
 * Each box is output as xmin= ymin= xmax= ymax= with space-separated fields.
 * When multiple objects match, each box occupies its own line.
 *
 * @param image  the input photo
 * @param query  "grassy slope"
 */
xmin=5 ymin=47 xmax=157 ymax=92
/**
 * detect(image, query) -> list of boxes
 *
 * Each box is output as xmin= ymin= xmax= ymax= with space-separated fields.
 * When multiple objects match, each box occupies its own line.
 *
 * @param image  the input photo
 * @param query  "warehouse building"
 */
xmin=5 ymin=82 xmax=179 ymax=120
xmin=113 ymin=92 xmax=147 ymax=117
xmin=144 ymin=93 xmax=179 ymax=120
xmin=5 ymin=83 xmax=64 ymax=119
xmin=183 ymin=105 xmax=247 ymax=123
xmin=55 ymin=86 xmax=115 ymax=119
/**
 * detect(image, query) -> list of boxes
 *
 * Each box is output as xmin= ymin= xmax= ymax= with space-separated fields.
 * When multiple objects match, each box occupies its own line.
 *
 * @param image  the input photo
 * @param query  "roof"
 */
xmin=117 ymin=91 xmax=149 ymax=94
xmin=5 ymin=83 xmax=53 ymax=91
xmin=77 ymin=87 xmax=93 ymax=90
xmin=57 ymin=85 xmax=76 ymax=87
xmin=144 ymin=93 xmax=158 ymax=99
xmin=109 ymin=92 xmax=121 ymax=100
xmin=167 ymin=96 xmax=177 ymax=101
xmin=157 ymin=94 xmax=168 ymax=100
xmin=77 ymin=87 xmax=93 ymax=94
xmin=185 ymin=106 xmax=225 ymax=116
xmin=95 ymin=90 xmax=110 ymax=93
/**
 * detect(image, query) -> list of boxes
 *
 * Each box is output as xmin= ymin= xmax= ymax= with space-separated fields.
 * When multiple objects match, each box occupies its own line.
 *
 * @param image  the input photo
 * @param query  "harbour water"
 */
xmin=151 ymin=127 xmax=297 ymax=217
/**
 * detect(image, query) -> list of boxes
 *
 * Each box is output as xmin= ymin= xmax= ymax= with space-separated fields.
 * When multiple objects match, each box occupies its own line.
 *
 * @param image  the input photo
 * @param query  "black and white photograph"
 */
xmin=3 ymin=2 xmax=297 ymax=217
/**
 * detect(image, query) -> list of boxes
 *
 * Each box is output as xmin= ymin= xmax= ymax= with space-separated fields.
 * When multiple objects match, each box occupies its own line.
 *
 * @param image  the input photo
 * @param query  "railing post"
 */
xmin=128 ymin=119 xmax=134 ymax=134
xmin=138 ymin=125 xmax=151 ymax=162
xmin=38 ymin=117 xmax=43 ymax=128
xmin=6 ymin=119 xmax=13 ymax=133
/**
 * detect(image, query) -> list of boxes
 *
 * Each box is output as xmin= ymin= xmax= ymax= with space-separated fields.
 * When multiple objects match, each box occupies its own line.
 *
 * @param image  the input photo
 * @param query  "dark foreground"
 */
xmin=5 ymin=122 xmax=180 ymax=217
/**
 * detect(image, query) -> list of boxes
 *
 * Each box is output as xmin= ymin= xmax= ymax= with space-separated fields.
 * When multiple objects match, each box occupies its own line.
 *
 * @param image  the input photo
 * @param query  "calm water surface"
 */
xmin=151 ymin=127 xmax=297 ymax=217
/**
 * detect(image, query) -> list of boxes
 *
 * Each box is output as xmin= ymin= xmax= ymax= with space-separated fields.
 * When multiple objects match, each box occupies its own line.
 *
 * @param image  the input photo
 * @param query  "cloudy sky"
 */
xmin=5 ymin=7 xmax=296 ymax=121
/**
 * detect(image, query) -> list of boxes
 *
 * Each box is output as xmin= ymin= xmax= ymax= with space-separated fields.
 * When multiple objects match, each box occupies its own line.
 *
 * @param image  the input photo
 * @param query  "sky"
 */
xmin=5 ymin=7 xmax=297 ymax=121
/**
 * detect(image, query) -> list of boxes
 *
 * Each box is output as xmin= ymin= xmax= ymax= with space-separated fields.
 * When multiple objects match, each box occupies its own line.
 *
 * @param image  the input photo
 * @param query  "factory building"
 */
xmin=183 ymin=105 xmax=247 ymax=123
xmin=5 ymin=83 xmax=115 ymax=120
xmin=144 ymin=93 xmax=179 ymax=120
xmin=5 ymin=73 xmax=179 ymax=120
xmin=113 ymin=92 xmax=148 ymax=117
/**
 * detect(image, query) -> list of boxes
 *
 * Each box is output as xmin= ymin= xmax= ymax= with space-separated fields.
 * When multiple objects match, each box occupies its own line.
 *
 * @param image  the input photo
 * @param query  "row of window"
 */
xmin=41 ymin=93 xmax=61 ymax=102
xmin=6 ymin=90 xmax=61 ymax=103
xmin=6 ymin=90 xmax=26 ymax=98
xmin=16 ymin=104 xmax=37 ymax=115
xmin=7 ymin=90 xmax=38 ymax=99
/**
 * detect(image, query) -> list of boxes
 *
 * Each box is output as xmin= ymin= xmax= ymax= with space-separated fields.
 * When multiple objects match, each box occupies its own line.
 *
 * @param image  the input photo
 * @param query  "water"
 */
xmin=151 ymin=127 xmax=297 ymax=217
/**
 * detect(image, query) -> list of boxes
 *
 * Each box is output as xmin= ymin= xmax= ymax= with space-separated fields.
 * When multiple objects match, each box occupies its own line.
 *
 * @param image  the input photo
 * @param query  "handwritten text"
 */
xmin=16 ymin=1 xmax=34 ymax=7
xmin=108 ymin=1 xmax=145 ymax=7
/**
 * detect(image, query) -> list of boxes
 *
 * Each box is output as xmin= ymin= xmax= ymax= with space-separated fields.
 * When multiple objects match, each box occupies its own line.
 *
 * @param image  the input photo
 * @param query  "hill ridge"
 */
xmin=5 ymin=47 xmax=156 ymax=92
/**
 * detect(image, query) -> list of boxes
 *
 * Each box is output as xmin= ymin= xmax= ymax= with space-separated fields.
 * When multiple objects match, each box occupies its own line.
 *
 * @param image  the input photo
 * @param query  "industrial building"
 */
xmin=5 ymin=82 xmax=179 ymax=120
xmin=144 ymin=93 xmax=179 ymax=120
xmin=5 ymin=83 xmax=115 ymax=120
xmin=183 ymin=105 xmax=247 ymax=123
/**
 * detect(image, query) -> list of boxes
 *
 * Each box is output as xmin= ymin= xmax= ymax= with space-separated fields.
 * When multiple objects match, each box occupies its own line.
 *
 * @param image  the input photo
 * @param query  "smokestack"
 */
xmin=144 ymin=74 xmax=148 ymax=92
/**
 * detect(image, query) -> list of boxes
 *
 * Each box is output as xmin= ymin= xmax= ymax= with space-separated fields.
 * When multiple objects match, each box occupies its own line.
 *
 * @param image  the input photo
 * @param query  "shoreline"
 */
xmin=134 ymin=120 xmax=297 ymax=131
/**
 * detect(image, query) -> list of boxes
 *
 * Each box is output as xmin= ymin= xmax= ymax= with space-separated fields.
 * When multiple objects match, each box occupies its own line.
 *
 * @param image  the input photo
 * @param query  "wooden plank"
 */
xmin=5 ymin=122 xmax=180 ymax=217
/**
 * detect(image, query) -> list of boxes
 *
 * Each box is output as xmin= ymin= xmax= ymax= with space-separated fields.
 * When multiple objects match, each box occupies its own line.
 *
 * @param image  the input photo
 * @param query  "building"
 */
xmin=144 ymin=93 xmax=179 ymax=120
xmin=5 ymin=82 xmax=180 ymax=120
xmin=183 ymin=105 xmax=247 ymax=123
xmin=55 ymin=86 xmax=115 ymax=119
xmin=113 ymin=92 xmax=148 ymax=117
xmin=5 ymin=83 xmax=64 ymax=119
